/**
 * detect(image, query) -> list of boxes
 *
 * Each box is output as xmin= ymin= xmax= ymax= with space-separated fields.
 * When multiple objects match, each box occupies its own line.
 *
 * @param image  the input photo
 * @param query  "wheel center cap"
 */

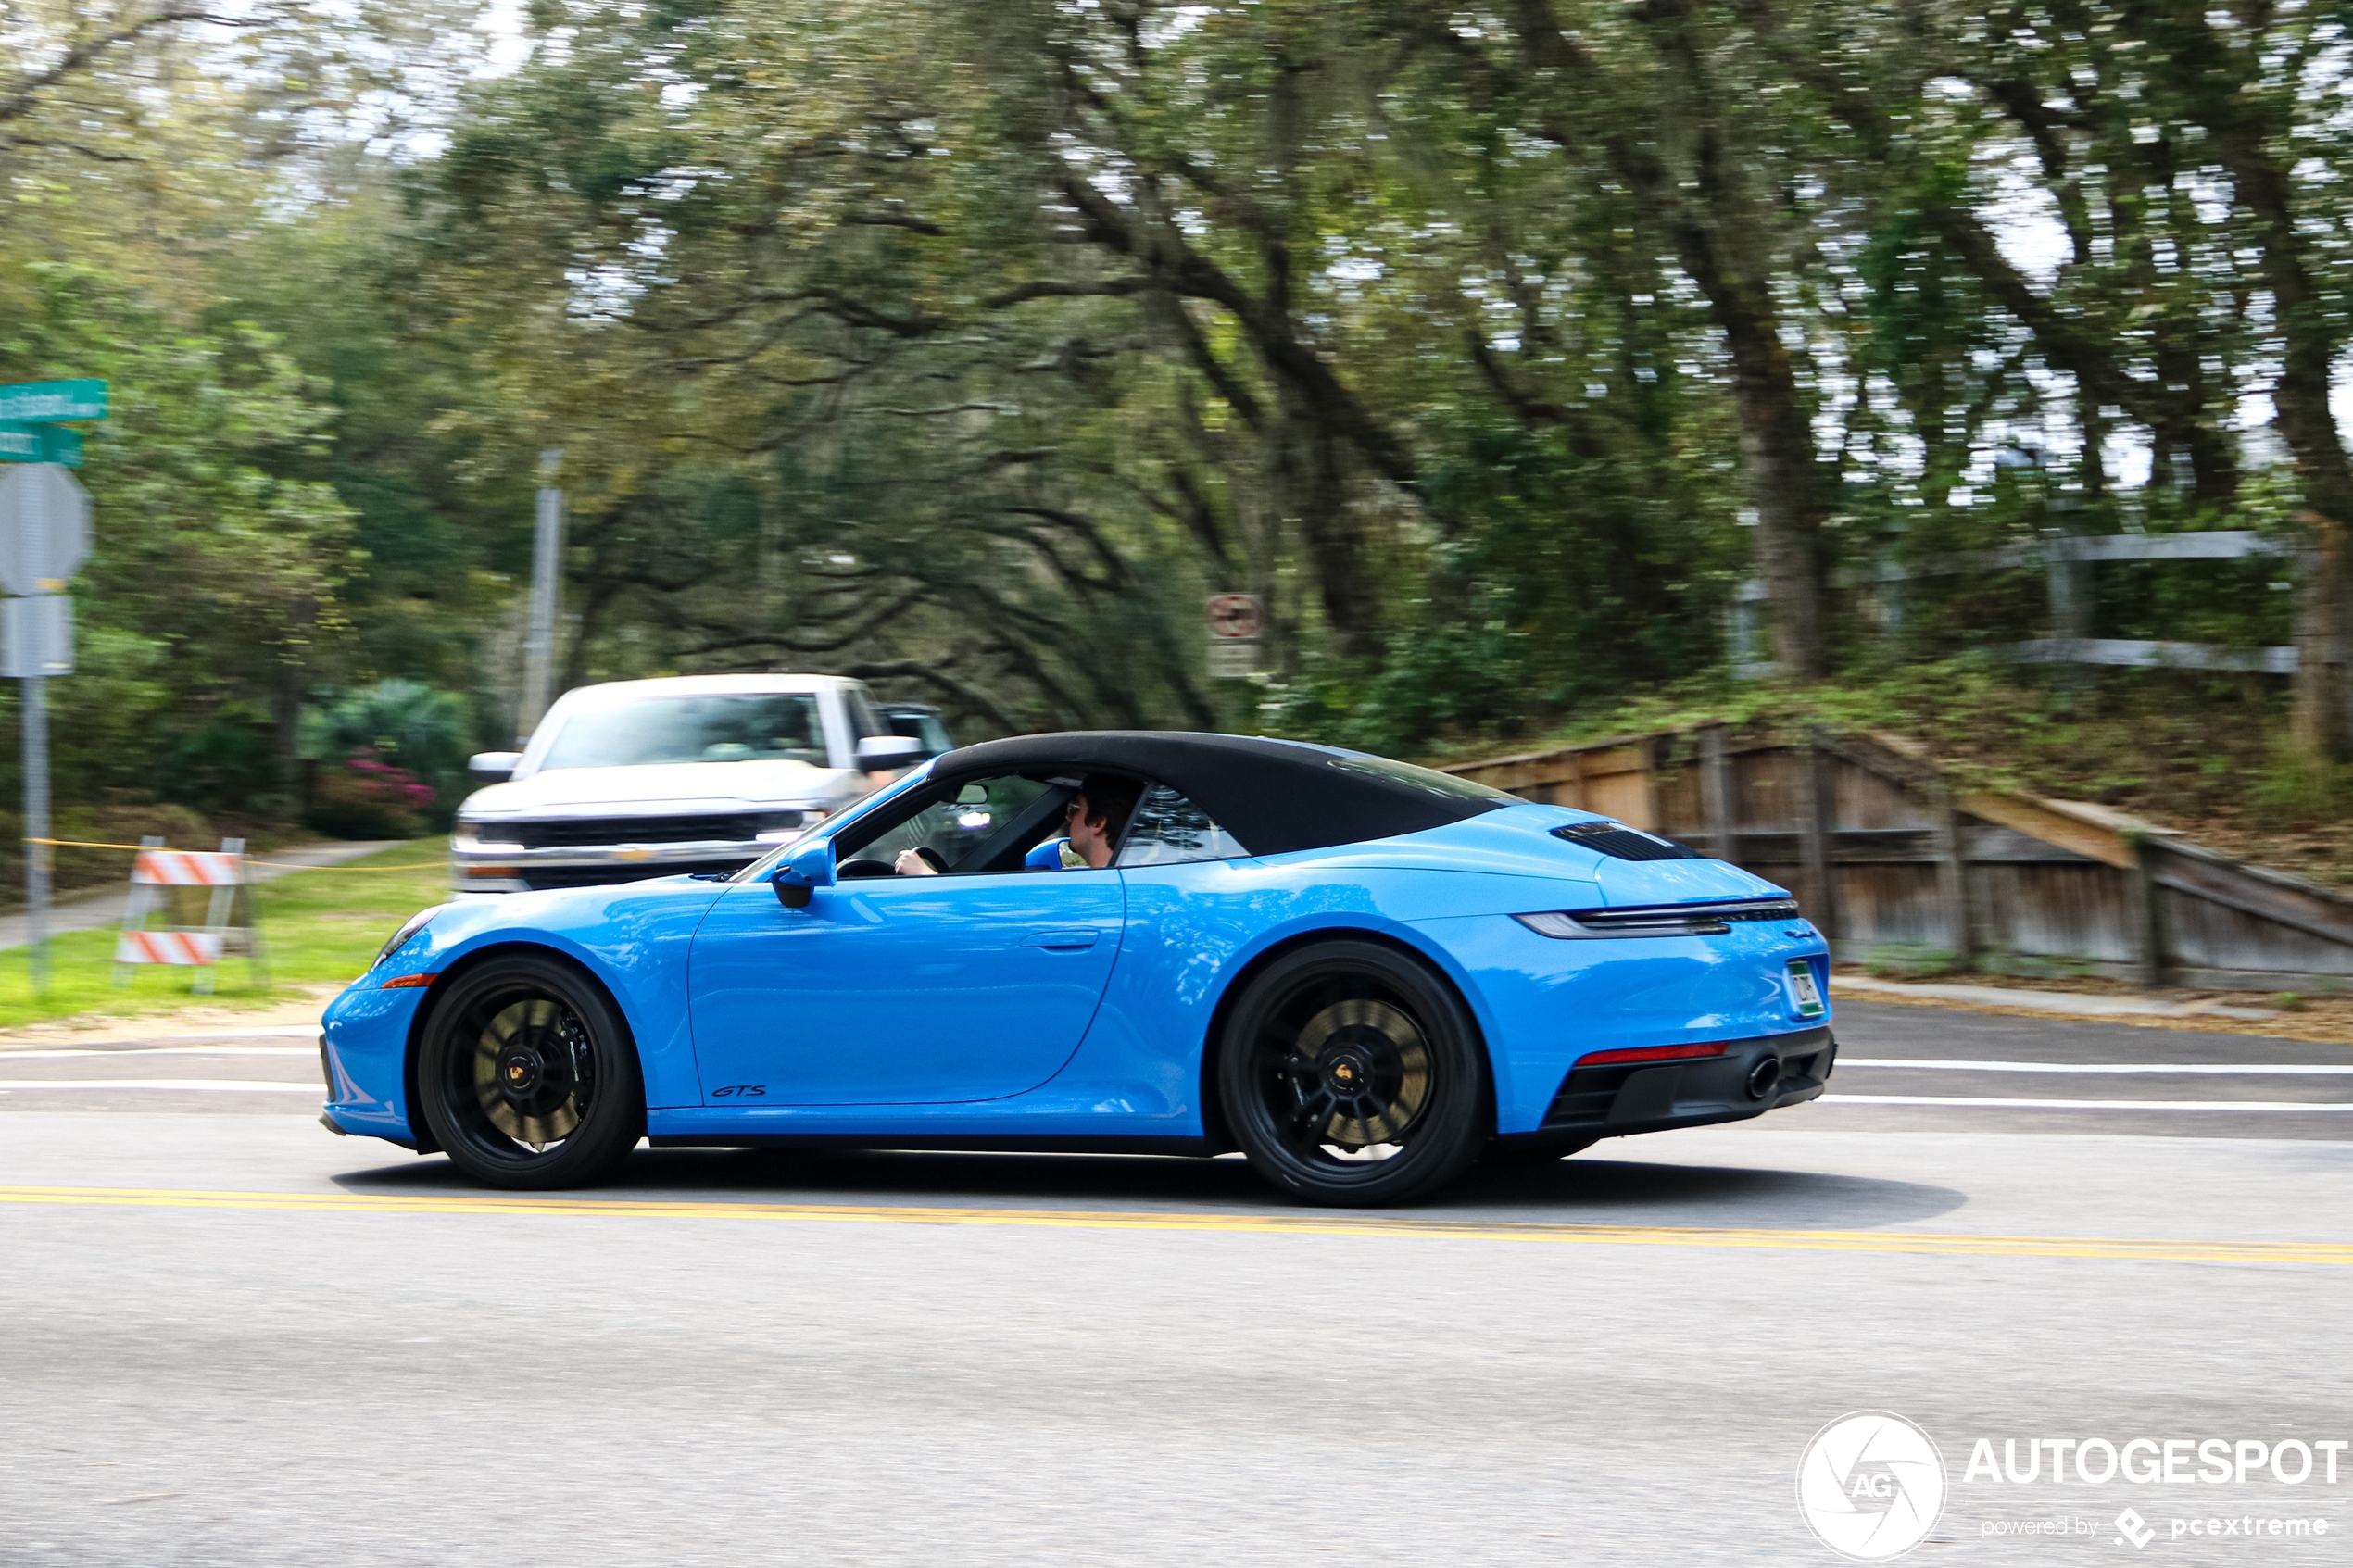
xmin=1325 ymin=1050 xmax=1372 ymax=1093
xmin=497 ymin=1047 xmax=544 ymax=1098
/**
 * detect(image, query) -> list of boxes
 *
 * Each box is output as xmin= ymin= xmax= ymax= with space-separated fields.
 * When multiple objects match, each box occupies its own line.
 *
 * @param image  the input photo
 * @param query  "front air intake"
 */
xmin=1550 ymin=821 xmax=1700 ymax=861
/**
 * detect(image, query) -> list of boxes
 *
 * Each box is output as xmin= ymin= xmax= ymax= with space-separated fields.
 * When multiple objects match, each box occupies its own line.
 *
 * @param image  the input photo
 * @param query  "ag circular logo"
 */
xmin=1795 ymin=1411 xmax=1947 ymax=1561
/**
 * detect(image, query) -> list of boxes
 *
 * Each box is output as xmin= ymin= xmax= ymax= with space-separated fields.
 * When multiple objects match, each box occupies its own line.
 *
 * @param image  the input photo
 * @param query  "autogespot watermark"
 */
xmin=1797 ymin=1414 xmax=2344 ymax=1558
xmin=1797 ymin=1411 xmax=1950 ymax=1561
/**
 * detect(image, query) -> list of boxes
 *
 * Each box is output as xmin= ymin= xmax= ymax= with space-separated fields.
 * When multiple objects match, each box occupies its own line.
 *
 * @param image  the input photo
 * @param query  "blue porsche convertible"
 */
xmin=321 ymin=731 xmax=1834 ymax=1205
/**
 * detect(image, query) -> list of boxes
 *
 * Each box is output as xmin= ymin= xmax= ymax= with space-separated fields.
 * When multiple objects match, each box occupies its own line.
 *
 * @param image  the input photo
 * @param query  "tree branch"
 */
xmin=0 ymin=8 xmax=256 ymax=127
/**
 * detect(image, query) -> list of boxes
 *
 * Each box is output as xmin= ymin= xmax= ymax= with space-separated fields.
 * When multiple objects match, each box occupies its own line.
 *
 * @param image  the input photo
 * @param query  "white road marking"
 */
xmin=0 ymin=1080 xmax=321 ymax=1093
xmin=0 ymin=1046 xmax=318 ymax=1060
xmin=0 ymin=1024 xmax=321 ymax=1050
xmin=1838 ymin=1059 xmax=2353 ymax=1075
xmin=1823 ymin=1094 xmax=2353 ymax=1112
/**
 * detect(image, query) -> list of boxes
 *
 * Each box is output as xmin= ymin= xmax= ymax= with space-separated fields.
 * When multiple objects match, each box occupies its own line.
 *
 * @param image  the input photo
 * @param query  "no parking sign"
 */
xmin=1206 ymin=593 xmax=1263 ymax=678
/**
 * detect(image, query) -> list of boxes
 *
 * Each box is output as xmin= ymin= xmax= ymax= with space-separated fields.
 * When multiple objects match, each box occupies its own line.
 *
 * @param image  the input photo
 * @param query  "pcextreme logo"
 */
xmin=1796 ymin=1411 xmax=1949 ymax=1562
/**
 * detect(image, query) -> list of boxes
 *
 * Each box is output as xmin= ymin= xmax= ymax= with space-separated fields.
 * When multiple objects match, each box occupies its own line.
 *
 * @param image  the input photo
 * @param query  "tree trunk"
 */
xmin=1646 ymin=6 xmax=1830 ymax=677
xmin=1273 ymin=385 xmax=1383 ymax=661
xmin=2154 ymin=1 xmax=2353 ymax=756
xmin=2295 ymin=516 xmax=2345 ymax=762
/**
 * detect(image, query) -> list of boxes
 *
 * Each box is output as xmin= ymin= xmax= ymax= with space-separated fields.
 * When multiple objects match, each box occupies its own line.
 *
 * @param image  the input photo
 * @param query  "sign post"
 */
xmin=1205 ymin=592 xmax=1265 ymax=679
xmin=0 ymin=380 xmax=104 ymax=992
xmin=519 ymin=448 xmax=564 ymax=743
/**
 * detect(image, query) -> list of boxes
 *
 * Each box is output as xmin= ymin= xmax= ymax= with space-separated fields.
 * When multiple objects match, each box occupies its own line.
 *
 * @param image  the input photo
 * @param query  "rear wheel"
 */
xmin=416 ymin=954 xmax=644 ymax=1189
xmin=1216 ymin=940 xmax=1490 ymax=1206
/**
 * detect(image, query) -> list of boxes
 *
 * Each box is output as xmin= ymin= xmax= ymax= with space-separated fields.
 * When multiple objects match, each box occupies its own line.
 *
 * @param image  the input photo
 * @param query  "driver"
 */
xmin=894 ymin=773 xmax=1142 ymax=875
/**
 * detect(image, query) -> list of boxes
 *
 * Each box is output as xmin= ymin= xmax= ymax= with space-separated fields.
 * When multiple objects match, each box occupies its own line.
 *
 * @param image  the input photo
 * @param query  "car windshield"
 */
xmin=538 ymin=694 xmax=828 ymax=771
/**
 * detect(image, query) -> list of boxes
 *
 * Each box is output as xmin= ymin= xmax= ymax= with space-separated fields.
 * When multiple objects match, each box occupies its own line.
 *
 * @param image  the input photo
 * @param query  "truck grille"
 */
xmin=506 ymin=813 xmax=796 ymax=848
xmin=519 ymin=861 xmax=751 ymax=891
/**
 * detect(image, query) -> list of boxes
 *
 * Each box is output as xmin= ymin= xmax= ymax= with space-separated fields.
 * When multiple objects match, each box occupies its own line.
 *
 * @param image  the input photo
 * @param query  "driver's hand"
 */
xmin=894 ymin=848 xmax=939 ymax=876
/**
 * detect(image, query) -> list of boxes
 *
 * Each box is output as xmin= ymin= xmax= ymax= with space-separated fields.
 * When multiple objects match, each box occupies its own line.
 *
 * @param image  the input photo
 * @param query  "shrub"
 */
xmin=306 ymin=747 xmax=434 ymax=839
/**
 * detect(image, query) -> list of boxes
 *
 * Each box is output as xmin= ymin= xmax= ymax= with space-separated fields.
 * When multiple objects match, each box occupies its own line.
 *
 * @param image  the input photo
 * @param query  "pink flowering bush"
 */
xmin=308 ymin=747 xmax=436 ymax=838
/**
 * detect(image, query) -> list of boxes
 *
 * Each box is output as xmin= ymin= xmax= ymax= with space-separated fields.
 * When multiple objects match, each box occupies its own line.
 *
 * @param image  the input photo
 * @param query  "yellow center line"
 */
xmin=0 ymin=1185 xmax=2344 ymax=1264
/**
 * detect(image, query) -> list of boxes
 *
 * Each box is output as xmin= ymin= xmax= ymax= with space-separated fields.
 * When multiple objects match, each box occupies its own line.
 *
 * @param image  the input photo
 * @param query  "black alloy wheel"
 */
xmin=416 ymin=954 xmax=644 ymax=1189
xmin=1217 ymin=940 xmax=1491 ymax=1206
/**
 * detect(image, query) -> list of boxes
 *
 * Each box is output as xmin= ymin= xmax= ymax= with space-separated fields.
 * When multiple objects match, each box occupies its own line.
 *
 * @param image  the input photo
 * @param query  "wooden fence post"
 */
xmin=2128 ymin=834 xmax=2169 ymax=989
xmin=1800 ymin=728 xmax=1840 ymax=941
xmin=1700 ymin=723 xmax=1735 ymax=861
xmin=1931 ymin=784 xmax=1974 ymax=970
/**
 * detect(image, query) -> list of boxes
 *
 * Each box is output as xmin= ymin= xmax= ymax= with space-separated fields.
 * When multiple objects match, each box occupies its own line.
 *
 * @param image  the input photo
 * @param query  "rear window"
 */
xmin=1328 ymin=756 xmax=1518 ymax=804
xmin=1117 ymin=784 xmax=1249 ymax=867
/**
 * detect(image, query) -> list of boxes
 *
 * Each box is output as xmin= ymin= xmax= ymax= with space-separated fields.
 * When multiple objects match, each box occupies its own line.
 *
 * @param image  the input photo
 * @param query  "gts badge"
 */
xmin=711 ymin=1084 xmax=767 ymax=1099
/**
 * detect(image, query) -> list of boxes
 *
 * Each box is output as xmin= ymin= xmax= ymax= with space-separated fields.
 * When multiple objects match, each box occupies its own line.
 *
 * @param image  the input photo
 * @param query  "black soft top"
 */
xmin=928 ymin=731 xmax=1514 ymax=857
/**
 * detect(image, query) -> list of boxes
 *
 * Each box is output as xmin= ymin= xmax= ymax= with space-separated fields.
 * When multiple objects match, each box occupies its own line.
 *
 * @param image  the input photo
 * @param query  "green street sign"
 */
xmin=0 ymin=424 xmax=81 ymax=467
xmin=0 ymin=380 xmax=107 ymax=423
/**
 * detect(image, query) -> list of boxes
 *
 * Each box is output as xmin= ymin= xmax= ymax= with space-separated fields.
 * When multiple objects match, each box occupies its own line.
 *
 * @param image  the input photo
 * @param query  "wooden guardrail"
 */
xmin=1445 ymin=724 xmax=2353 ymax=994
xmin=1729 ymin=529 xmax=2299 ymax=677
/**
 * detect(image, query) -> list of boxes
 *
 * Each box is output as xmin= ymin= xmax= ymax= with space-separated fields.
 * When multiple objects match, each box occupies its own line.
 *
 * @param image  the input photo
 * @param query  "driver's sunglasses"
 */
xmin=1063 ymin=797 xmax=1088 ymax=819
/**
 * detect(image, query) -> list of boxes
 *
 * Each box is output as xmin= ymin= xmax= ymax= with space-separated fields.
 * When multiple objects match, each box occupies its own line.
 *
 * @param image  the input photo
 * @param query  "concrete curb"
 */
xmin=1833 ymin=973 xmax=2280 ymax=1022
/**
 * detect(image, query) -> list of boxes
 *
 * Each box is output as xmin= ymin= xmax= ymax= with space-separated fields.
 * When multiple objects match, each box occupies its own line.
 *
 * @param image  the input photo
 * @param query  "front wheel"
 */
xmin=415 ymin=954 xmax=644 ymax=1189
xmin=1216 ymin=940 xmax=1491 ymax=1206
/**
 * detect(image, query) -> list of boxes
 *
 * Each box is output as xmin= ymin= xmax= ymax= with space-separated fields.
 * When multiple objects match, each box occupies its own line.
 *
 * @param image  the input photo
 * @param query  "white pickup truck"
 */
xmin=450 ymin=673 xmax=926 ymax=896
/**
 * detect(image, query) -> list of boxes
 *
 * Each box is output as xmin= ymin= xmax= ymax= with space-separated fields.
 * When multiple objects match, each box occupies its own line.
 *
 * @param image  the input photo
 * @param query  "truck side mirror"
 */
xmin=468 ymin=751 xmax=522 ymax=784
xmin=773 ymin=838 xmax=836 ymax=909
xmin=854 ymin=735 xmax=925 ymax=771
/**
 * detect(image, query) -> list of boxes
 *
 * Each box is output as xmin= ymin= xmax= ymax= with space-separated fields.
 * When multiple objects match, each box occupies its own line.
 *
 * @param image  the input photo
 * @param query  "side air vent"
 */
xmin=1516 ymin=898 xmax=1803 ymax=939
xmin=1550 ymin=820 xmax=1701 ymax=861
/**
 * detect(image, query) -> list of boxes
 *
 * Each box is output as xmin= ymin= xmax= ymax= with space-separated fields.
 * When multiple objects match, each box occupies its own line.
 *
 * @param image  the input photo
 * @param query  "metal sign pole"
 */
xmin=0 ymin=383 xmax=104 ymax=998
xmin=21 ymin=662 xmax=45 ymax=990
xmin=519 ymin=448 xmax=564 ymax=744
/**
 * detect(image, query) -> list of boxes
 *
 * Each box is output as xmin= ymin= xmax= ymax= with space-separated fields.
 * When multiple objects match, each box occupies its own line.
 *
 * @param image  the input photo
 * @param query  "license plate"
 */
xmin=1787 ymin=960 xmax=1824 ymax=1017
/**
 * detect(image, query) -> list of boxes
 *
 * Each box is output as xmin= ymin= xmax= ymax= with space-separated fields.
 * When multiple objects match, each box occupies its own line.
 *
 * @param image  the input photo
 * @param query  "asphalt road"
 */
xmin=2 ymin=998 xmax=2349 ymax=1566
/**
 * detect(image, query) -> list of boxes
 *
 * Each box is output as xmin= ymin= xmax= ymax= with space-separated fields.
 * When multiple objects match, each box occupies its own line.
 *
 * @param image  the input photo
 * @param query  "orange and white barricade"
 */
xmin=113 ymin=836 xmax=269 ymax=993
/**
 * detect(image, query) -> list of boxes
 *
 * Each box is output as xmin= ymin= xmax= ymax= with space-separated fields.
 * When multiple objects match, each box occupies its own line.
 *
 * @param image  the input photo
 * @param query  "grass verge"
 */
xmin=0 ymin=837 xmax=447 ymax=1031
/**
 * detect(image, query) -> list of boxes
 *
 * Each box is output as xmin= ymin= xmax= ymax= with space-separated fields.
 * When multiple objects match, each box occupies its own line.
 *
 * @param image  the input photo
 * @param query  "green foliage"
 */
xmin=317 ymin=681 xmax=473 ymax=803
xmin=1864 ymin=943 xmax=1960 ymax=981
xmin=0 ymin=262 xmax=357 ymax=812
xmin=3 ymin=0 xmax=2350 ymax=835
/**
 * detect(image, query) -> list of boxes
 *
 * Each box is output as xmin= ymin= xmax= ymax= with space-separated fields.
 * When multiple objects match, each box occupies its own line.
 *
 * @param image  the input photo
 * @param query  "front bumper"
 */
xmin=1517 ymin=1025 xmax=1836 ymax=1145
xmin=318 ymin=980 xmax=432 ymax=1143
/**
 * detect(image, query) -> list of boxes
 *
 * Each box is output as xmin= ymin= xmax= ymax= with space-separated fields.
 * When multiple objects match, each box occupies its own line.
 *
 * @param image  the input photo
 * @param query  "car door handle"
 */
xmin=1021 ymin=929 xmax=1101 ymax=950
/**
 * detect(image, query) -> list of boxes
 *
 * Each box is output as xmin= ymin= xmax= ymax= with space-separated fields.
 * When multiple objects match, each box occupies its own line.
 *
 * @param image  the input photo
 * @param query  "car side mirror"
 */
xmin=772 ymin=838 xmax=835 ymax=909
xmin=468 ymin=751 xmax=522 ymax=784
xmin=854 ymin=734 xmax=925 ymax=771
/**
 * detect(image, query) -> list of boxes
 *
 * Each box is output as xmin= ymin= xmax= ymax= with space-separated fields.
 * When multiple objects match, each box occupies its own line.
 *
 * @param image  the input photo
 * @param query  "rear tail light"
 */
xmin=1516 ymin=898 xmax=1801 ymax=939
xmin=1573 ymin=1041 xmax=1729 ymax=1068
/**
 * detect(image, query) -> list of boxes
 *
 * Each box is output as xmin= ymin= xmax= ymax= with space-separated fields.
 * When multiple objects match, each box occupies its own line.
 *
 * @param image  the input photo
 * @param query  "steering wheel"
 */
xmin=909 ymin=846 xmax=949 ymax=874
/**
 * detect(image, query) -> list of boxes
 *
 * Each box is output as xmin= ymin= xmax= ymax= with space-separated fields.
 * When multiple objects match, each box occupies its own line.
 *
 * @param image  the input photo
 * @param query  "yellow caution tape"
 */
xmin=19 ymin=837 xmax=446 ymax=872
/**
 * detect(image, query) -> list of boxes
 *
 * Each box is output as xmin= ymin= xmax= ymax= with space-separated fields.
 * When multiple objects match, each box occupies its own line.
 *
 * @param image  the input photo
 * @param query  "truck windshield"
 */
xmin=538 ymin=695 xmax=829 ymax=771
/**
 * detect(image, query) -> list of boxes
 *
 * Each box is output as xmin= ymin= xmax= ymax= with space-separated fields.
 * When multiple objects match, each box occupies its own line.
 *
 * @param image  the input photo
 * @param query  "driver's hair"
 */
xmin=1075 ymin=773 xmax=1145 ymax=842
